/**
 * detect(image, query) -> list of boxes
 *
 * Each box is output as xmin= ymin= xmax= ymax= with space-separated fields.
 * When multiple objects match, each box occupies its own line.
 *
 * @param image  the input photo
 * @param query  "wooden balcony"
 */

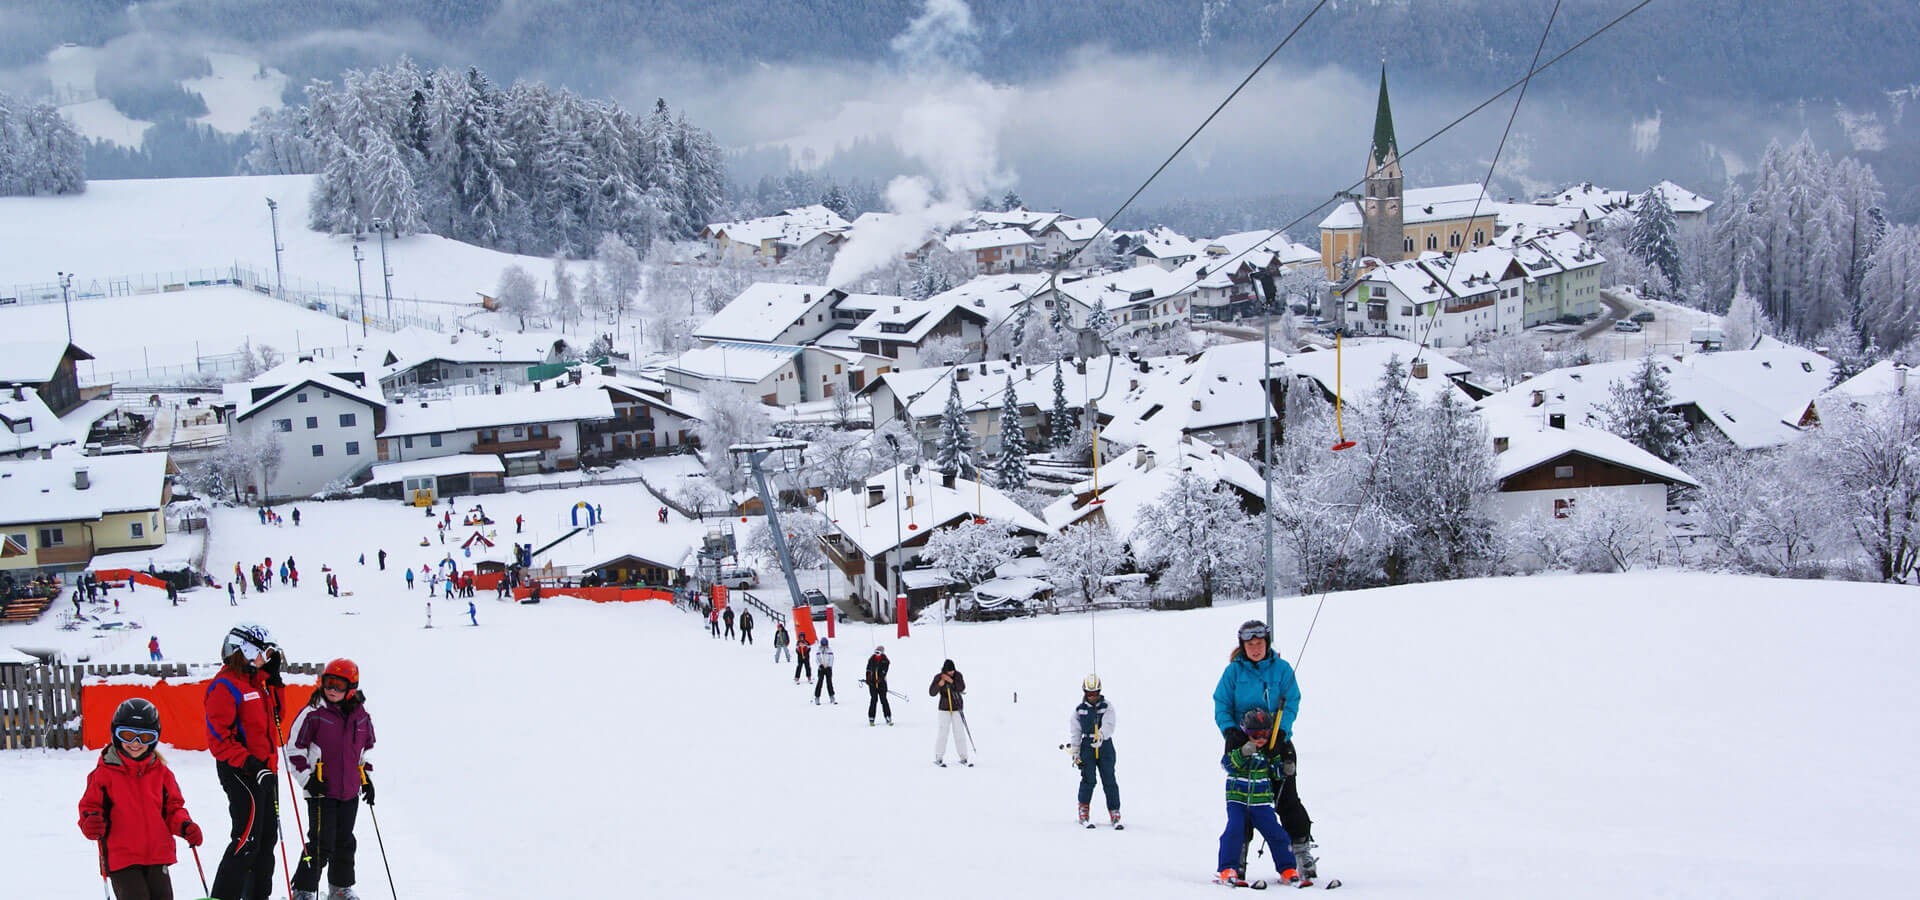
xmin=472 ymin=436 xmax=561 ymax=455
xmin=36 ymin=541 xmax=95 ymax=566
xmin=821 ymin=534 xmax=864 ymax=579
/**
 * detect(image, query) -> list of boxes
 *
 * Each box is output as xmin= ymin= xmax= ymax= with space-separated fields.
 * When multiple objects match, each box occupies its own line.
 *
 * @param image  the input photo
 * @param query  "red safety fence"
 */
xmin=510 ymin=586 xmax=674 ymax=603
xmin=81 ymin=679 xmax=317 ymax=750
xmin=90 ymin=568 xmax=170 ymax=589
xmin=473 ymin=571 xmax=504 ymax=591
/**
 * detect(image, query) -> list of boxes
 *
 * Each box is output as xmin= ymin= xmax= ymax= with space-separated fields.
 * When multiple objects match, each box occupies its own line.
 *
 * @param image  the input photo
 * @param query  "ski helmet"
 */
xmin=321 ymin=658 xmax=360 ymax=690
xmin=1237 ymin=620 xmax=1271 ymax=642
xmin=874 ymin=645 xmax=885 ymax=655
xmin=221 ymin=623 xmax=275 ymax=661
xmin=1082 ymin=674 xmax=1102 ymax=693
xmin=111 ymin=697 xmax=161 ymax=734
xmin=1240 ymin=708 xmax=1274 ymax=737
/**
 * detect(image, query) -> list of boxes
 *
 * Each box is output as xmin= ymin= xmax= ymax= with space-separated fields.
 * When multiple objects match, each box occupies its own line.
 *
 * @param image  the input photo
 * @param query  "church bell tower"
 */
xmin=1361 ymin=66 xmax=1405 ymax=263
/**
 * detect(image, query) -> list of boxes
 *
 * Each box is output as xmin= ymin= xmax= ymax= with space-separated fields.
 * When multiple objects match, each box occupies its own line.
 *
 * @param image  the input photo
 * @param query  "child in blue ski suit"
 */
xmin=1215 ymin=709 xmax=1298 ymax=887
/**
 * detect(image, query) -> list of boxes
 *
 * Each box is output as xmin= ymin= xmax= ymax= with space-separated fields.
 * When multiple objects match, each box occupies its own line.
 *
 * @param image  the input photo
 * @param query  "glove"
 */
xmin=307 ymin=766 xmax=328 ymax=797
xmin=80 ymin=812 xmax=107 ymax=840
xmin=1281 ymin=760 xmax=1298 ymax=777
xmin=1223 ymin=726 xmax=1249 ymax=752
xmin=181 ymin=820 xmax=203 ymax=847
xmin=243 ymin=757 xmax=272 ymax=785
xmin=262 ymin=648 xmax=285 ymax=686
xmin=360 ymin=767 xmax=376 ymax=805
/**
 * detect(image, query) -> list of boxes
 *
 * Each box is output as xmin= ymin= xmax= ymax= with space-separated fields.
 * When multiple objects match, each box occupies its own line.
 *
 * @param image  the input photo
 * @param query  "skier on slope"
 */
xmin=772 ymin=622 xmax=791 ymax=664
xmin=865 ymin=645 xmax=892 ymax=726
xmin=286 ymin=659 xmax=376 ymax=900
xmin=813 ymin=638 xmax=836 ymax=705
xmin=204 ymin=624 xmax=285 ymax=900
xmin=1069 ymin=674 xmax=1119 ymax=827
xmin=793 ymin=630 xmax=813 ymax=683
xmin=1212 ymin=619 xmax=1317 ymax=882
xmin=930 ymin=659 xmax=970 ymax=767
xmin=739 ymin=609 xmax=754 ymax=645
xmin=78 ymin=698 xmax=205 ymax=900
xmin=1214 ymin=709 xmax=1300 ymax=888
xmin=722 ymin=606 xmax=735 ymax=639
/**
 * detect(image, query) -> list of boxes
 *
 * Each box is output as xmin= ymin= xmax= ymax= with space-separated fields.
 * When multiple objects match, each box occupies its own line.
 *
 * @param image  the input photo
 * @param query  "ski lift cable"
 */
xmin=1292 ymin=0 xmax=1567 ymax=674
xmin=853 ymin=0 xmax=1652 ymax=458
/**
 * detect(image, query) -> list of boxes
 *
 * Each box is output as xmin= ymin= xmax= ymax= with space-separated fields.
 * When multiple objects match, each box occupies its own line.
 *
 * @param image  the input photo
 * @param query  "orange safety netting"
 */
xmin=510 ymin=586 xmax=674 ymax=603
xmin=82 ymin=679 xmax=318 ymax=751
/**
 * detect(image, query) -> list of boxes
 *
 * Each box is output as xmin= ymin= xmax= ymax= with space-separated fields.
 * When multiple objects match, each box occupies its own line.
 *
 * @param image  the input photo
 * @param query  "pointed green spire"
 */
xmin=1371 ymin=64 xmax=1398 ymax=167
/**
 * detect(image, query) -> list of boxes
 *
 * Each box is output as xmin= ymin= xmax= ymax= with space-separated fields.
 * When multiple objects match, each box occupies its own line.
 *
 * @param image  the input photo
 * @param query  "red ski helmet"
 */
xmin=321 ymin=658 xmax=360 ymax=690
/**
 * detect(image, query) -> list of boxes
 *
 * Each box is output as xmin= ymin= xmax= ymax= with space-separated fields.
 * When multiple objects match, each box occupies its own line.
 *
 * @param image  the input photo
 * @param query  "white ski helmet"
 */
xmin=221 ymin=623 xmax=276 ymax=661
xmin=1083 ymin=674 xmax=1102 ymax=693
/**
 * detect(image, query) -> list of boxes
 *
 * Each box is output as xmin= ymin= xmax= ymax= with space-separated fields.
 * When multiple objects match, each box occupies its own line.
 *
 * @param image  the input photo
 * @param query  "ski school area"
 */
xmin=4 ymin=484 xmax=1920 ymax=898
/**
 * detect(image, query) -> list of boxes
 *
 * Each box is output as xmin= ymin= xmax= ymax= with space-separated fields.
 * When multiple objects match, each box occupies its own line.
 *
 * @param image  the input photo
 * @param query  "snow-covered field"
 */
xmin=6 ymin=491 xmax=1917 ymax=900
xmin=0 ymin=176 xmax=550 ymax=310
xmin=182 ymin=51 xmax=289 ymax=135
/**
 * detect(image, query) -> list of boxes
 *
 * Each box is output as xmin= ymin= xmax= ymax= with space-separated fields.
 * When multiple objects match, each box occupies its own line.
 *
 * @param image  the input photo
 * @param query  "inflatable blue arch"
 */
xmin=569 ymin=501 xmax=600 ymax=528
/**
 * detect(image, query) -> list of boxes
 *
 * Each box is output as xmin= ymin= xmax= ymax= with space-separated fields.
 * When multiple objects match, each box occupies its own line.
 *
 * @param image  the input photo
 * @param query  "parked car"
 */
xmin=802 ymin=588 xmax=831 ymax=620
xmin=1612 ymin=319 xmax=1643 ymax=333
xmin=1556 ymin=313 xmax=1584 ymax=326
xmin=1630 ymin=311 xmax=1656 ymax=323
xmin=717 ymin=566 xmax=759 ymax=589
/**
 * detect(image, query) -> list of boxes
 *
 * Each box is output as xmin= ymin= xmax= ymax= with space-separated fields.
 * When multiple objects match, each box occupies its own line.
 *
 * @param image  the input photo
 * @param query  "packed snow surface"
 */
xmin=5 ymin=495 xmax=1917 ymax=899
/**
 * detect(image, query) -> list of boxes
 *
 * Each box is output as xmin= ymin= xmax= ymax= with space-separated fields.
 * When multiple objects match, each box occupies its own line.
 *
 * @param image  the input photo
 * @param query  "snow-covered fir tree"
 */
xmin=1130 ymin=471 xmax=1260 ymax=605
xmin=1049 ymin=361 xmax=1073 ymax=450
xmin=820 ymin=184 xmax=853 ymax=220
xmin=1813 ymin=323 xmax=1875 ymax=388
xmin=1000 ymin=190 xmax=1023 ymax=212
xmin=935 ymin=378 xmax=976 ymax=480
xmin=1629 ymin=185 xmax=1683 ymax=294
xmin=1721 ymin=277 xmax=1772 ymax=351
xmin=995 ymin=376 xmax=1029 ymax=489
xmin=1857 ymin=224 xmax=1920 ymax=350
xmin=1601 ymin=354 xmax=1690 ymax=462
xmin=1086 ymin=298 xmax=1112 ymax=344
xmin=0 ymin=91 xmax=85 ymax=197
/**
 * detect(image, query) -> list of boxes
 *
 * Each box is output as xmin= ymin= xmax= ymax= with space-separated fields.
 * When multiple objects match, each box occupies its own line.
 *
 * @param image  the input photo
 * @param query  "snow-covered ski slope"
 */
xmin=5 ymin=502 xmax=1918 ymax=899
xmin=0 ymin=175 xmax=550 ymax=307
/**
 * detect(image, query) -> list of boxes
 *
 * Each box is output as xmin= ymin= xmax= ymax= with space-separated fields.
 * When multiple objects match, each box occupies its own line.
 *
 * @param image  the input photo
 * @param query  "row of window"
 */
xmin=14 ymin=520 xmax=146 ymax=548
xmin=274 ymin=413 xmax=358 ymax=432
xmin=311 ymin=442 xmax=363 ymax=457
xmin=1400 ymin=230 xmax=1489 ymax=253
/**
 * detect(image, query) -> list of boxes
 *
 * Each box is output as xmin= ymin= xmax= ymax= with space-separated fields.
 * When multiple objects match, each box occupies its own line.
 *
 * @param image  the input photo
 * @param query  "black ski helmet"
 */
xmin=1237 ymin=620 xmax=1271 ymax=643
xmin=112 ymin=697 xmax=161 ymax=734
xmin=1240 ymin=708 xmax=1274 ymax=737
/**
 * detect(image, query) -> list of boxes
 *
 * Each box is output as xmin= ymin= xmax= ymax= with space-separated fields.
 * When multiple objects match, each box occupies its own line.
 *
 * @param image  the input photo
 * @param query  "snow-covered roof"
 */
xmin=1044 ymin=437 xmax=1265 ymax=551
xmin=1280 ymin=338 xmax=1473 ymax=406
xmin=229 ymin=361 xmax=386 ymax=421
xmin=1649 ymin=180 xmax=1713 ymax=216
xmin=945 ymin=228 xmax=1035 ymax=253
xmin=823 ymin=464 xmax=1050 ymax=557
xmin=1100 ymin=342 xmax=1277 ymax=445
xmin=359 ymin=326 xmax=560 ymax=374
xmin=378 ymin=385 xmax=614 ymax=438
xmin=0 ymin=451 xmax=170 ymax=527
xmin=967 ymin=208 xmax=1060 ymax=234
xmin=1480 ymin=348 xmax=1833 ymax=451
xmin=366 ymin=454 xmax=506 ymax=485
xmin=1545 ymin=183 xmax=1636 ymax=219
xmin=0 ymin=387 xmax=74 ymax=455
xmin=1518 ymin=230 xmax=1605 ymax=272
xmin=703 ymin=205 xmax=850 ymax=247
xmin=1320 ymin=184 xmax=1494 ymax=231
xmin=0 ymin=341 xmax=89 ymax=384
xmin=926 ymin=274 xmax=1049 ymax=326
xmin=868 ymin=356 xmax=1124 ymax=421
xmin=1052 ymin=265 xmax=1194 ymax=312
xmin=846 ymin=297 xmax=989 ymax=344
xmin=1481 ymin=407 xmax=1698 ymax=488
xmin=663 ymin=342 xmax=801 ymax=384
xmin=1128 ymin=227 xmax=1201 ymax=261
xmin=1041 ymin=217 xmax=1105 ymax=242
xmin=1491 ymin=202 xmax=1586 ymax=235
xmin=1824 ymin=360 xmax=1907 ymax=402
xmin=693 ymin=283 xmax=833 ymax=343
xmin=1201 ymin=231 xmax=1320 ymax=267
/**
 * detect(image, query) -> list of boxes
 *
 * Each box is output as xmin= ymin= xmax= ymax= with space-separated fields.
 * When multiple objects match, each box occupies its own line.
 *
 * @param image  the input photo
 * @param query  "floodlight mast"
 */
xmin=730 ymin=440 xmax=811 ymax=612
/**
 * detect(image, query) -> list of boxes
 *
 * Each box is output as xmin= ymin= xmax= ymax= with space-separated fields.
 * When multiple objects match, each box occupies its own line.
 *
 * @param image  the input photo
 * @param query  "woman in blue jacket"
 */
xmin=1211 ymin=619 xmax=1317 ymax=880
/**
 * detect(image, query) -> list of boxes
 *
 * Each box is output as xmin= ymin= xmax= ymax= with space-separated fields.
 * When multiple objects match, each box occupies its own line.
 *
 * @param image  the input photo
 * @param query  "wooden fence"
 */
xmin=0 ymin=661 xmax=322 ymax=750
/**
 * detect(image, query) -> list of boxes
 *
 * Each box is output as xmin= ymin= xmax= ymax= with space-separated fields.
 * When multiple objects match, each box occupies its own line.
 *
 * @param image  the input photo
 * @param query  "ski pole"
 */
xmin=369 ymin=798 xmax=399 ymax=900
xmin=957 ymin=708 xmax=978 ymax=756
xmin=887 ymin=688 xmax=910 ymax=703
xmin=97 ymin=839 xmax=110 ymax=900
xmin=191 ymin=845 xmax=210 ymax=895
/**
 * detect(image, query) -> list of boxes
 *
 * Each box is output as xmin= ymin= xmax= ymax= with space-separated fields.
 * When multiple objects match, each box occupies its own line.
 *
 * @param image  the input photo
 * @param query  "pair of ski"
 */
xmin=1215 ymin=873 xmax=1343 ymax=890
xmin=1081 ymin=819 xmax=1123 ymax=831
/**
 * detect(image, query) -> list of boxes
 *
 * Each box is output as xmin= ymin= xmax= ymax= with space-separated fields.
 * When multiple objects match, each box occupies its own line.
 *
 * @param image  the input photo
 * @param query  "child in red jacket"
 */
xmin=78 ymin=698 xmax=204 ymax=900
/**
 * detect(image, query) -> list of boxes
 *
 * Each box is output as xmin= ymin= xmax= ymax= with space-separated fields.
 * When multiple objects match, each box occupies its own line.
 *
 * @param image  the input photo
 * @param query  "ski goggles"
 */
xmin=114 ymin=727 xmax=160 ymax=745
xmin=320 ymin=676 xmax=354 ymax=693
xmin=1238 ymin=623 xmax=1271 ymax=642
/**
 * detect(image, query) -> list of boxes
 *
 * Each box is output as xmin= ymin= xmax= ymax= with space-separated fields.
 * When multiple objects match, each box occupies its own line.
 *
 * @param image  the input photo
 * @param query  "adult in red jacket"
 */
xmin=79 ymin=698 xmax=205 ymax=900
xmin=204 ymin=624 xmax=285 ymax=900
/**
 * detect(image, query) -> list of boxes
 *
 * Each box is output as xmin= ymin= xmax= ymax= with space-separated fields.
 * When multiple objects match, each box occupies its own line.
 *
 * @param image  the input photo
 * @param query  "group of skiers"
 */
xmin=703 ymin=603 xmax=756 ymax=643
xmin=79 ymin=624 xmax=377 ymax=900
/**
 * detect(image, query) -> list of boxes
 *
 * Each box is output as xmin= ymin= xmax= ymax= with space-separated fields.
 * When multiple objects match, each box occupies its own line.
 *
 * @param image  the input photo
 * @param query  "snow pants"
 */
xmin=934 ymin=710 xmax=970 ymax=763
xmin=794 ymin=652 xmax=812 ymax=682
xmin=741 ymin=625 xmax=753 ymax=644
xmin=815 ymin=666 xmax=835 ymax=700
xmin=292 ymin=796 xmax=359 ymax=892
xmin=868 ymin=682 xmax=891 ymax=720
xmin=108 ymin=863 xmax=174 ymax=900
xmin=1218 ymin=801 xmax=1296 ymax=876
xmin=1076 ymin=738 xmax=1118 ymax=810
xmin=774 ymin=644 xmax=791 ymax=663
xmin=1238 ymin=739 xmax=1313 ymax=869
xmin=211 ymin=762 xmax=279 ymax=900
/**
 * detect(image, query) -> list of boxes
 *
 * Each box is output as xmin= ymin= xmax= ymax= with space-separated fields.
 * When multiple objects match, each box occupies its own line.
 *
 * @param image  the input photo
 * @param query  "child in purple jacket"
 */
xmin=286 ymin=658 xmax=377 ymax=900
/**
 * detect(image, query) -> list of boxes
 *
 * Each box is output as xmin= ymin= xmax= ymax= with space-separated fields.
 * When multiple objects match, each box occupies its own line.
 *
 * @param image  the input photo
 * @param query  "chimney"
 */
xmin=1411 ymin=360 xmax=1429 ymax=379
xmin=1530 ymin=389 xmax=1545 ymax=407
xmin=1548 ymin=413 xmax=1566 ymax=430
xmin=1142 ymin=449 xmax=1157 ymax=470
xmin=892 ymin=305 xmax=901 ymax=314
xmin=1898 ymin=364 xmax=1910 ymax=396
xmin=1191 ymin=399 xmax=1203 ymax=411
xmin=804 ymin=293 xmax=812 ymax=303
xmin=74 ymin=467 xmax=90 ymax=490
xmin=1493 ymin=436 xmax=1509 ymax=454
xmin=956 ymin=368 xmax=971 ymax=382
xmin=941 ymin=472 xmax=957 ymax=488
xmin=866 ymin=484 xmax=885 ymax=508
xmin=9 ymin=383 xmax=20 ymax=401
xmin=1129 ymin=379 xmax=1139 ymax=391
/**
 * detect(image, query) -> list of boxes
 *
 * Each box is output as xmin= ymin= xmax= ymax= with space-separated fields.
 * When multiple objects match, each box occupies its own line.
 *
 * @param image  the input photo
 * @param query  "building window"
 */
xmin=429 ymin=434 xmax=443 ymax=448
xmin=1449 ymin=232 xmax=1462 ymax=249
xmin=339 ymin=413 xmax=357 ymax=427
xmin=306 ymin=416 xmax=319 ymax=429
xmin=1426 ymin=234 xmax=1438 ymax=250
xmin=346 ymin=441 xmax=361 ymax=456
xmin=404 ymin=436 xmax=414 ymax=449
xmin=274 ymin=419 xmax=292 ymax=432
xmin=297 ymin=392 xmax=308 ymax=403
xmin=38 ymin=527 xmax=64 ymax=547
xmin=512 ymin=426 xmax=525 ymax=438
xmin=1474 ymin=229 xmax=1486 ymax=246
xmin=312 ymin=444 xmax=325 ymax=457
xmin=1553 ymin=498 xmax=1576 ymax=519
xmin=1404 ymin=236 xmax=1414 ymax=253
xmin=1554 ymin=465 xmax=1574 ymax=479
xmin=131 ymin=522 xmax=144 ymax=538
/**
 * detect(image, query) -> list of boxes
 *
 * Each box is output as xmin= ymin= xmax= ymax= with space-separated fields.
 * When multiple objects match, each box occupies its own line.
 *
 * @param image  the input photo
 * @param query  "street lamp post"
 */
xmin=372 ymin=218 xmax=394 ymax=324
xmin=352 ymin=244 xmax=368 ymax=339
xmin=265 ymin=198 xmax=285 ymax=299
xmin=57 ymin=271 xmax=74 ymax=344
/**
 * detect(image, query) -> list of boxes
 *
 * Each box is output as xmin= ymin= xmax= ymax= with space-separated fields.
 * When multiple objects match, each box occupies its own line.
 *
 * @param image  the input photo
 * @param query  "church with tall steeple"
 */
xmin=1317 ymin=68 xmax=1496 ymax=278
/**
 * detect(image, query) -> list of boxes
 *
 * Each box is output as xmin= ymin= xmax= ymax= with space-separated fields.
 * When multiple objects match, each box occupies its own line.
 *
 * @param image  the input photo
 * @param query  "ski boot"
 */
xmin=292 ymin=891 xmax=319 ymax=900
xmin=1110 ymin=809 xmax=1124 ymax=830
xmin=1289 ymin=841 xmax=1318 ymax=881
xmin=869 ymin=718 xmax=875 ymax=726
xmin=1277 ymin=868 xmax=1301 ymax=887
xmin=885 ymin=717 xmax=893 ymax=725
xmin=812 ymin=697 xmax=820 ymax=705
xmin=934 ymin=759 xmax=946 ymax=767
xmin=1214 ymin=867 xmax=1245 ymax=887
xmin=329 ymin=887 xmax=361 ymax=900
xmin=1078 ymin=803 xmax=1091 ymax=827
